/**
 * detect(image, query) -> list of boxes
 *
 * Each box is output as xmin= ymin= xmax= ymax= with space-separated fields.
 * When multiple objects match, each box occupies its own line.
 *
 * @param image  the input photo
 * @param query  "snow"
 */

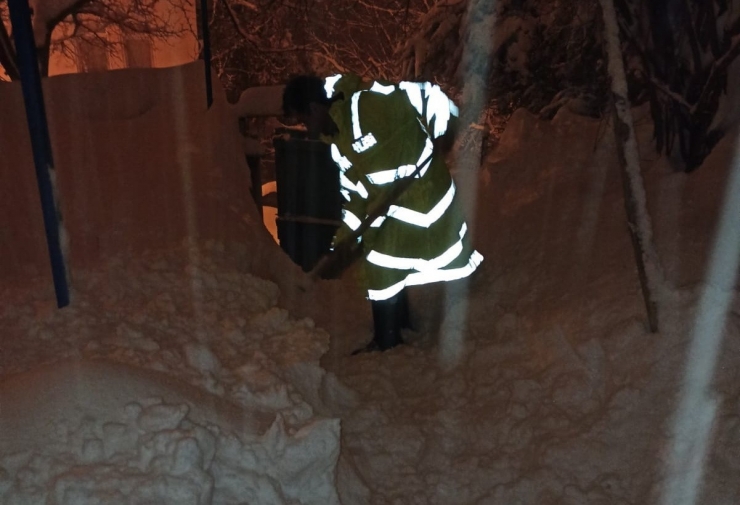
xmin=234 ymin=85 xmax=285 ymax=118
xmin=2 ymin=62 xmax=740 ymax=504
xmin=0 ymin=245 xmax=349 ymax=504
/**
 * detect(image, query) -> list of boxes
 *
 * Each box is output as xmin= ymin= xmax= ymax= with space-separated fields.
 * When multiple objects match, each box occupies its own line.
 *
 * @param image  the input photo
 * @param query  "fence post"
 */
xmin=8 ymin=0 xmax=70 ymax=308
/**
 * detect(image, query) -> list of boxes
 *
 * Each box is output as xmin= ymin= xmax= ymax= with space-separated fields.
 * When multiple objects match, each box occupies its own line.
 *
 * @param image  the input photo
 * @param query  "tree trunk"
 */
xmin=37 ymin=37 xmax=51 ymax=77
xmin=455 ymin=0 xmax=495 ymax=172
xmin=600 ymin=0 xmax=663 ymax=333
xmin=0 ymin=17 xmax=20 ymax=80
xmin=0 ymin=21 xmax=52 ymax=79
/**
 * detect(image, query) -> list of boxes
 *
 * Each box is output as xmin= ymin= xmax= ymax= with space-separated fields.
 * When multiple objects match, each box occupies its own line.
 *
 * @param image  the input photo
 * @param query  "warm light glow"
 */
xmin=262 ymin=182 xmax=279 ymax=244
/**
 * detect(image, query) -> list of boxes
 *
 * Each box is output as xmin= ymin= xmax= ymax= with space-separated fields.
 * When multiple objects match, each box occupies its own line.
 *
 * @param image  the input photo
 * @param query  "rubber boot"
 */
xmin=351 ymin=292 xmax=405 ymax=355
xmin=397 ymin=289 xmax=412 ymax=330
xmin=372 ymin=295 xmax=403 ymax=350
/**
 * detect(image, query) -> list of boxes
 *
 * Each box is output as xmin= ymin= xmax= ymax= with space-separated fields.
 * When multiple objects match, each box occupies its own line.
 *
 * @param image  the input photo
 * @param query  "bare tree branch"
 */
xmin=222 ymin=0 xmax=312 ymax=54
xmin=0 ymin=10 xmax=19 ymax=80
xmin=211 ymin=0 xmax=417 ymax=92
xmin=692 ymin=32 xmax=740 ymax=115
xmin=646 ymin=74 xmax=692 ymax=109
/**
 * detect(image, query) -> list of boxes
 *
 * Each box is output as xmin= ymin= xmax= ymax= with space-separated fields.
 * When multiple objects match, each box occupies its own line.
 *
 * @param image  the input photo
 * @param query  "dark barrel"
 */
xmin=273 ymin=135 xmax=342 ymax=271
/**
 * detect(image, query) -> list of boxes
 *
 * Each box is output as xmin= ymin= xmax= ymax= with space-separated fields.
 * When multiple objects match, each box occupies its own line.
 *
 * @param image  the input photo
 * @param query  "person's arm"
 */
xmin=333 ymin=165 xmax=370 ymax=248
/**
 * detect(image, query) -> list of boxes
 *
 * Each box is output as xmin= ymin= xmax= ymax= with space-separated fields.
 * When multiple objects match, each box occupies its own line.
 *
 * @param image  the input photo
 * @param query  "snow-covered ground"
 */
xmin=324 ymin=107 xmax=740 ymax=505
xmin=0 ymin=244 xmax=355 ymax=504
xmin=2 ymin=65 xmax=740 ymax=504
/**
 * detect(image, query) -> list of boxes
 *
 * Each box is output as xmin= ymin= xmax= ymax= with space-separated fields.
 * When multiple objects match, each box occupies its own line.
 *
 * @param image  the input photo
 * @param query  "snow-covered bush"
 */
xmin=615 ymin=0 xmax=740 ymax=171
xmin=210 ymin=0 xmax=416 ymax=101
xmin=397 ymin=0 xmax=608 ymax=119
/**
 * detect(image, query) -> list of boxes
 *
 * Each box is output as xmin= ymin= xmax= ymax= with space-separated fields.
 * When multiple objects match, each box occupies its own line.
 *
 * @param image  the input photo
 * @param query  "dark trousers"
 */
xmin=371 ymin=289 xmax=411 ymax=350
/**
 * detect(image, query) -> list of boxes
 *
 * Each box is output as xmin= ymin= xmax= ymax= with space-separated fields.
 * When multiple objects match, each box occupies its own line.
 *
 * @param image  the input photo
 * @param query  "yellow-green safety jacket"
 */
xmin=324 ymin=73 xmax=483 ymax=301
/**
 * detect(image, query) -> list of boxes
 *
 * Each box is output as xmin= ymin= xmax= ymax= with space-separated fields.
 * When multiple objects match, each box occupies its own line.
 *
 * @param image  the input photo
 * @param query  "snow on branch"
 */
xmin=692 ymin=33 xmax=740 ymax=115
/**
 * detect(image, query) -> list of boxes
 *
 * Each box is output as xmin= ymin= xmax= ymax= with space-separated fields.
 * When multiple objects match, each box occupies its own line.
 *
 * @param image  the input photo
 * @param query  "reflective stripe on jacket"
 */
xmin=325 ymin=73 xmax=482 ymax=300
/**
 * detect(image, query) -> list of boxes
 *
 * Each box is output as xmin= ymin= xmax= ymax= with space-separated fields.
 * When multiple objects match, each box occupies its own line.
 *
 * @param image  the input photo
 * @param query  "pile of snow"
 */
xmin=321 ymin=107 xmax=740 ymax=504
xmin=0 ymin=243 xmax=357 ymax=504
xmin=0 ymin=360 xmax=336 ymax=505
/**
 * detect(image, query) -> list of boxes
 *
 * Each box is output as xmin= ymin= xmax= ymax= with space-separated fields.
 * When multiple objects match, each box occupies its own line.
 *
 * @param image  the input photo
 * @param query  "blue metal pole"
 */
xmin=200 ymin=0 xmax=213 ymax=108
xmin=8 ymin=0 xmax=70 ymax=308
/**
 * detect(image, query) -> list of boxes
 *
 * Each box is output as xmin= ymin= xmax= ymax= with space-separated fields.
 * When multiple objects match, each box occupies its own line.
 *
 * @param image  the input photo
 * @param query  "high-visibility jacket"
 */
xmin=324 ymin=73 xmax=483 ymax=301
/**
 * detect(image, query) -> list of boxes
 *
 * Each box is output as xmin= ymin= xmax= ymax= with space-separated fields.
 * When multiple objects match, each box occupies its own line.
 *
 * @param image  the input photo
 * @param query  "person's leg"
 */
xmin=405 ymin=283 xmax=444 ymax=338
xmin=371 ymin=293 xmax=403 ymax=350
xmin=397 ymin=288 xmax=412 ymax=330
xmin=352 ymin=291 xmax=405 ymax=355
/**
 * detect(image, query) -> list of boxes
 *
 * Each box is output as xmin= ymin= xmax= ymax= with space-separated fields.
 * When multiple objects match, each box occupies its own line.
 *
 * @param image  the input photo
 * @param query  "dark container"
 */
xmin=273 ymin=135 xmax=342 ymax=272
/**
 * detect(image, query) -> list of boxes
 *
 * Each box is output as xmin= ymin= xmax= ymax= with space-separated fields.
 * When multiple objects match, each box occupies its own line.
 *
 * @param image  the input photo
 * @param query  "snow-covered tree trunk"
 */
xmin=599 ymin=0 xmax=663 ymax=333
xmin=455 ymin=0 xmax=495 ymax=172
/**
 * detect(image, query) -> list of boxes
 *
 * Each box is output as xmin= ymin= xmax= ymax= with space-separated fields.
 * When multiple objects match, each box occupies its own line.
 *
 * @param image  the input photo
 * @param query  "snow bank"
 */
xmin=0 ymin=242 xmax=360 ymax=504
xmin=233 ymin=85 xmax=285 ymax=118
xmin=476 ymin=105 xmax=738 ymax=314
xmin=322 ymin=105 xmax=740 ymax=504
xmin=0 ymin=359 xmax=340 ymax=505
xmin=0 ymin=62 xmax=375 ymax=504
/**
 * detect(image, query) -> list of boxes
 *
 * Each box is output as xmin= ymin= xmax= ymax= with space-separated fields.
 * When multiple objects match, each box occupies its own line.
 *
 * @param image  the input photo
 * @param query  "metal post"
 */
xmin=8 ymin=0 xmax=70 ymax=308
xmin=199 ymin=0 xmax=213 ymax=108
